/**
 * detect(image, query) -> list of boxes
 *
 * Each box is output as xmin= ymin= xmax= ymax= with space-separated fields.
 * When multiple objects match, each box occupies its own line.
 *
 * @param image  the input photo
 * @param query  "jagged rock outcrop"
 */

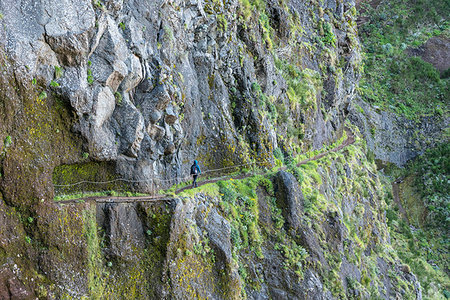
xmin=273 ymin=170 xmax=304 ymax=230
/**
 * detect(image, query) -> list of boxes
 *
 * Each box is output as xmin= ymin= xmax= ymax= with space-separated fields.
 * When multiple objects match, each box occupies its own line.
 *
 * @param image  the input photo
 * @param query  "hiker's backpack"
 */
xmin=190 ymin=164 xmax=198 ymax=175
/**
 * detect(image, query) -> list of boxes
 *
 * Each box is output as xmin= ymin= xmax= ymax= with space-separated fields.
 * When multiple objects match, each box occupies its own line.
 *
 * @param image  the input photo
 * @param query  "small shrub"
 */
xmin=87 ymin=68 xmax=94 ymax=85
xmin=258 ymin=176 xmax=274 ymax=196
xmin=273 ymin=148 xmax=284 ymax=164
xmin=4 ymin=136 xmax=12 ymax=147
xmin=163 ymin=26 xmax=174 ymax=43
xmin=217 ymin=15 xmax=228 ymax=32
xmin=94 ymin=0 xmax=105 ymax=10
xmin=322 ymin=22 xmax=337 ymax=48
xmin=114 ymin=92 xmax=122 ymax=106
xmin=251 ymin=82 xmax=261 ymax=93
xmin=288 ymin=166 xmax=304 ymax=185
xmin=54 ymin=66 xmax=63 ymax=79
xmin=38 ymin=91 xmax=47 ymax=100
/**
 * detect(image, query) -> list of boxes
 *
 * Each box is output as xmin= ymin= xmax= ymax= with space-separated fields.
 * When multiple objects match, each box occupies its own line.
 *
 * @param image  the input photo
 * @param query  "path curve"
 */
xmin=392 ymin=177 xmax=410 ymax=224
xmin=176 ymin=129 xmax=355 ymax=194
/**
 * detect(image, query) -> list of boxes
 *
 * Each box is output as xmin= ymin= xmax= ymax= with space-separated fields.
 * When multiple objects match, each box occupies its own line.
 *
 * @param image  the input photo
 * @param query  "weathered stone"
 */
xmin=349 ymin=98 xmax=449 ymax=166
xmin=148 ymin=124 xmax=166 ymax=140
xmin=46 ymin=32 xmax=91 ymax=67
xmin=273 ymin=171 xmax=304 ymax=230
xmin=106 ymin=61 xmax=128 ymax=92
xmin=164 ymin=106 xmax=178 ymax=125
xmin=113 ymin=102 xmax=145 ymax=158
xmin=106 ymin=0 xmax=124 ymax=11
xmin=153 ymin=84 xmax=172 ymax=111
xmin=196 ymin=207 xmax=233 ymax=264
xmin=121 ymin=54 xmax=143 ymax=92
xmin=99 ymin=203 xmax=145 ymax=260
xmin=88 ymin=126 xmax=118 ymax=160
xmin=164 ymin=142 xmax=176 ymax=155
xmin=0 ymin=268 xmax=35 ymax=300
xmin=93 ymin=86 xmax=116 ymax=128
xmin=407 ymin=36 xmax=450 ymax=74
xmin=149 ymin=109 xmax=162 ymax=124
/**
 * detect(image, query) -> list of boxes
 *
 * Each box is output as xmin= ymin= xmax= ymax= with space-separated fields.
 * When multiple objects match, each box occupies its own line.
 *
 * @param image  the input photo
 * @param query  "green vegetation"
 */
xmin=52 ymin=161 xmax=130 ymax=196
xmin=163 ymin=26 xmax=174 ymax=43
xmin=87 ymin=60 xmax=94 ymax=85
xmin=321 ymin=22 xmax=337 ymax=48
xmin=250 ymin=81 xmax=278 ymax=122
xmin=50 ymin=80 xmax=60 ymax=88
xmin=237 ymin=0 xmax=274 ymax=49
xmin=169 ymin=128 xmax=417 ymax=298
xmin=408 ymin=143 xmax=449 ymax=229
xmin=38 ymin=91 xmax=47 ymax=100
xmin=114 ymin=92 xmax=122 ymax=106
xmin=54 ymin=66 xmax=63 ymax=79
xmin=84 ymin=207 xmax=108 ymax=299
xmin=4 ymin=135 xmax=12 ymax=148
xmin=384 ymin=186 xmax=449 ymax=298
xmin=389 ymin=222 xmax=450 ymax=299
xmin=177 ymin=181 xmax=220 ymax=198
xmin=87 ymin=69 xmax=94 ymax=85
xmin=382 ymin=142 xmax=450 ymax=299
xmin=54 ymin=190 xmax=149 ymax=202
xmin=358 ymin=0 xmax=449 ymax=119
xmin=218 ymin=177 xmax=264 ymax=259
xmin=216 ymin=14 xmax=227 ymax=32
xmin=274 ymin=58 xmax=322 ymax=111
xmin=93 ymin=0 xmax=105 ymax=11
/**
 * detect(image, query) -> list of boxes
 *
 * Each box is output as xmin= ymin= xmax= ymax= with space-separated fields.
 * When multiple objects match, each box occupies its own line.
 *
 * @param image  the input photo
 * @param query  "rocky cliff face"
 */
xmin=0 ymin=0 xmax=428 ymax=299
xmin=348 ymin=98 xmax=449 ymax=166
xmin=0 ymin=0 xmax=362 ymax=194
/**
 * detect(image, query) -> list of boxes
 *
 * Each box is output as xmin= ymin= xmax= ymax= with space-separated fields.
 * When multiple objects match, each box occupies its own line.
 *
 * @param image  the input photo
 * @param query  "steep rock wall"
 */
xmin=0 ymin=0 xmax=422 ymax=298
xmin=0 ymin=0 xmax=361 ymax=194
xmin=348 ymin=98 xmax=449 ymax=166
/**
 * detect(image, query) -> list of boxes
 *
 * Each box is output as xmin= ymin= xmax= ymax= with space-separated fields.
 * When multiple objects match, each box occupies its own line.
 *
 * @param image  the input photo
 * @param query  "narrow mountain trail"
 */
xmin=57 ymin=130 xmax=355 ymax=205
xmin=392 ymin=178 xmax=410 ymax=224
xmin=175 ymin=129 xmax=355 ymax=194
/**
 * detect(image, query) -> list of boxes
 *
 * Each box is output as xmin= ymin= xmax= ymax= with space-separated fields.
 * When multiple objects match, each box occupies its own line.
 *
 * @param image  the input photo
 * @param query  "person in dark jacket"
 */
xmin=190 ymin=160 xmax=201 ymax=188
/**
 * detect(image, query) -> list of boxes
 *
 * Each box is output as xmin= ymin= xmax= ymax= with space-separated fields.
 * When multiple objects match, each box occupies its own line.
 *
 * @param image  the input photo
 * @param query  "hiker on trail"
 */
xmin=190 ymin=160 xmax=201 ymax=188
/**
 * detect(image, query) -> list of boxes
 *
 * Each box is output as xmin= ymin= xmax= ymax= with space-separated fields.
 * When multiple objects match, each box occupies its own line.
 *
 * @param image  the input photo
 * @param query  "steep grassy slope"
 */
xmin=358 ymin=0 xmax=449 ymax=119
xmin=382 ymin=143 xmax=449 ymax=299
